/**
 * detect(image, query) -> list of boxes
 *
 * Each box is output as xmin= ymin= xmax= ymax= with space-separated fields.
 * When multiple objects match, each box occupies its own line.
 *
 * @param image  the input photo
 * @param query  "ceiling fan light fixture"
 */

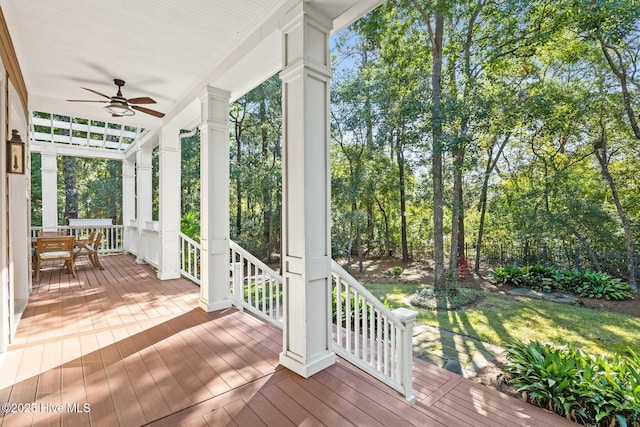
xmin=69 ymin=80 xmax=163 ymax=118
xmin=105 ymin=102 xmax=134 ymax=116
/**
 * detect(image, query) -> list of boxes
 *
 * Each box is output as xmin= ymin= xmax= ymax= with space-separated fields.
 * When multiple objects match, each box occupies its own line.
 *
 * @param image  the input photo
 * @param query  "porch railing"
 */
xmin=176 ymin=234 xmax=417 ymax=401
xmin=331 ymin=260 xmax=418 ymax=402
xmin=229 ymin=241 xmax=283 ymax=328
xmin=179 ymin=232 xmax=201 ymax=285
xmin=31 ymin=225 xmax=124 ymax=253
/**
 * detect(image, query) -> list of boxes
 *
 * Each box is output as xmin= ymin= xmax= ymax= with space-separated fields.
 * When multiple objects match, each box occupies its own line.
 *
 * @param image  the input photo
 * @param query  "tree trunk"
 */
xmin=366 ymin=202 xmax=374 ymax=256
xmin=449 ymin=142 xmax=465 ymax=279
xmin=458 ymin=212 xmax=465 ymax=260
xmin=475 ymin=135 xmax=509 ymax=273
xmin=448 ymin=2 xmax=480 ymax=279
xmin=597 ymin=39 xmax=639 ymax=294
xmin=570 ymin=228 xmax=601 ymax=272
xmin=432 ymin=12 xmax=445 ymax=287
xmin=352 ymin=200 xmax=364 ymax=272
xmin=376 ymin=196 xmax=392 ymax=257
xmin=356 ymin=222 xmax=363 ymax=273
xmin=396 ymin=136 xmax=409 ymax=263
xmin=63 ymin=156 xmax=78 ymax=222
xmin=363 ymin=49 xmax=375 ymax=259
xmin=235 ymin=137 xmax=242 ymax=239
xmin=599 ymin=41 xmax=640 ymax=140
xmin=594 ymin=139 xmax=637 ymax=293
xmin=259 ymin=93 xmax=273 ymax=261
xmin=230 ymin=107 xmax=245 ymax=240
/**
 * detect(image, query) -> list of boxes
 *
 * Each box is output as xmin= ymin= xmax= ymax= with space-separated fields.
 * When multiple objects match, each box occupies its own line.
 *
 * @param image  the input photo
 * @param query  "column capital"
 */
xmin=160 ymin=125 xmax=181 ymax=138
xmin=279 ymin=1 xmax=332 ymax=35
xmin=40 ymin=143 xmax=58 ymax=155
xmin=200 ymin=86 xmax=231 ymax=127
xmin=122 ymin=159 xmax=136 ymax=177
xmin=136 ymin=148 xmax=152 ymax=168
xmin=279 ymin=1 xmax=332 ymax=74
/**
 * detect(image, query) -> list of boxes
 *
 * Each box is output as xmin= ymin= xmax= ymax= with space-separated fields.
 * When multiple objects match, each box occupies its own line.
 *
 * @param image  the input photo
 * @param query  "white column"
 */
xmin=40 ymin=146 xmax=58 ymax=231
xmin=136 ymin=148 xmax=153 ymax=263
xmin=122 ymin=159 xmax=136 ymax=252
xmin=8 ymin=173 xmax=30 ymax=301
xmin=158 ymin=126 xmax=181 ymax=279
xmin=278 ymin=2 xmax=335 ymax=378
xmin=198 ymin=87 xmax=232 ymax=312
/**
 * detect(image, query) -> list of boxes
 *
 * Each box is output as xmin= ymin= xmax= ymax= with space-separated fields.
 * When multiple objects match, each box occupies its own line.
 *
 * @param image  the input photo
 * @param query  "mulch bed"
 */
xmin=342 ymin=257 xmax=639 ymax=317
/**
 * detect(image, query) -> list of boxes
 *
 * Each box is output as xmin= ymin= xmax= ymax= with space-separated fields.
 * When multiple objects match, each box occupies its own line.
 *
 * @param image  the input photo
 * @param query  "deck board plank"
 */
xmin=1 ymin=254 xmax=575 ymax=427
xmin=274 ymin=378 xmax=354 ymax=426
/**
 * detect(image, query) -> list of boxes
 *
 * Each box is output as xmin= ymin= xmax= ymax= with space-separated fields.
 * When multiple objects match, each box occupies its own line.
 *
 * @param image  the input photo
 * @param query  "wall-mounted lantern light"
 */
xmin=6 ymin=129 xmax=25 ymax=174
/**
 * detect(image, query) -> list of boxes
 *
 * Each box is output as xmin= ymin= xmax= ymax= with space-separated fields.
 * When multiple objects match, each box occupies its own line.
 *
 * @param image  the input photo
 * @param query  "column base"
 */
xmin=199 ymin=298 xmax=232 ymax=313
xmin=279 ymin=350 xmax=336 ymax=378
xmin=157 ymin=270 xmax=181 ymax=280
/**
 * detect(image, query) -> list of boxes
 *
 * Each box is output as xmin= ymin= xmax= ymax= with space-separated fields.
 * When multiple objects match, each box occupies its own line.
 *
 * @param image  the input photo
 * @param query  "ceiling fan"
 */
xmin=67 ymin=79 xmax=165 ymax=118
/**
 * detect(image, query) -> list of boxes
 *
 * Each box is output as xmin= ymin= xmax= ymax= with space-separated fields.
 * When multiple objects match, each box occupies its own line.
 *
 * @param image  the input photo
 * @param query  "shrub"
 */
xmin=576 ymin=270 xmax=634 ymax=300
xmin=490 ymin=265 xmax=634 ymax=300
xmin=505 ymin=341 xmax=640 ymax=426
xmin=180 ymin=209 xmax=200 ymax=241
xmin=491 ymin=264 xmax=527 ymax=286
xmin=392 ymin=266 xmax=403 ymax=277
xmin=410 ymin=284 xmax=478 ymax=310
xmin=522 ymin=264 xmax=556 ymax=289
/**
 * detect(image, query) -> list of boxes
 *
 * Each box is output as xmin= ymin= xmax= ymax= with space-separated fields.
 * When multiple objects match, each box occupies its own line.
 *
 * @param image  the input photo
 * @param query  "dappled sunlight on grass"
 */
xmin=364 ymin=283 xmax=421 ymax=308
xmin=364 ymin=283 xmax=640 ymax=357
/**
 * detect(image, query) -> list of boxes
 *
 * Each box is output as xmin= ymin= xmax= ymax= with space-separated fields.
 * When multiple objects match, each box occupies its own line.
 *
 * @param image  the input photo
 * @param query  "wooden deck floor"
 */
xmin=1 ymin=254 xmax=572 ymax=426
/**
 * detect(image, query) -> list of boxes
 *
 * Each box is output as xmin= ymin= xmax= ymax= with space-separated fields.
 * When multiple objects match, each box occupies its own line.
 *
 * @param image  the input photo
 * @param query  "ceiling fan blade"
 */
xmin=66 ymin=99 xmax=109 ymax=103
xmin=127 ymin=97 xmax=156 ymax=105
xmin=81 ymin=87 xmax=112 ymax=99
xmin=132 ymin=105 xmax=165 ymax=118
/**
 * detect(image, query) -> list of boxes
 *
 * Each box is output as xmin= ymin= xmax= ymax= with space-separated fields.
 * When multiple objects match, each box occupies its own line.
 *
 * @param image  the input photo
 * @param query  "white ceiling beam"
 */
xmin=30 ymin=141 xmax=125 ymax=161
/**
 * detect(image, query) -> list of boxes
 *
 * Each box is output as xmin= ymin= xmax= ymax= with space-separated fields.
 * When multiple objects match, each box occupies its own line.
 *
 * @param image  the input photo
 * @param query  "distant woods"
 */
xmin=31 ymin=0 xmax=640 ymax=291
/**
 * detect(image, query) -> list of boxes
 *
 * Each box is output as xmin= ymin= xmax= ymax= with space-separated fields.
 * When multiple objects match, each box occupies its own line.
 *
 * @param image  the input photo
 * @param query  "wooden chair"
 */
xmin=34 ymin=236 xmax=76 ymax=281
xmin=73 ymin=232 xmax=104 ymax=270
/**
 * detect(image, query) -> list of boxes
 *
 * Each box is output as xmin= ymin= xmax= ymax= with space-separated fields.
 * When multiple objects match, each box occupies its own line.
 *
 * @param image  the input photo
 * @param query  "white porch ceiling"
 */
xmin=1 ymin=0 xmax=383 ymax=130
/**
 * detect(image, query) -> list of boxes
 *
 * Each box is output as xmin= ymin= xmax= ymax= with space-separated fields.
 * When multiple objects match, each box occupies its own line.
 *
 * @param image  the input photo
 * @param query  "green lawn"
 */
xmin=364 ymin=283 xmax=640 ymax=356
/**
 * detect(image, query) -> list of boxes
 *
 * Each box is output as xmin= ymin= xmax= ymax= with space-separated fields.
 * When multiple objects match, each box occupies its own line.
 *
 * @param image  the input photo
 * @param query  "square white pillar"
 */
xmin=158 ymin=126 xmax=181 ymax=280
xmin=122 ymin=159 xmax=136 ymax=252
xmin=199 ymin=87 xmax=232 ymax=312
xmin=278 ymin=2 xmax=336 ymax=378
xmin=136 ymin=148 xmax=153 ymax=263
xmin=40 ymin=147 xmax=58 ymax=231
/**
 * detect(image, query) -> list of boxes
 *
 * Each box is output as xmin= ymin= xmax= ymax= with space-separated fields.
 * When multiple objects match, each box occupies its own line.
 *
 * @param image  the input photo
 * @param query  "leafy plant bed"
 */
xmin=409 ymin=284 xmax=480 ymax=310
xmin=491 ymin=264 xmax=635 ymax=300
xmin=505 ymin=341 xmax=640 ymax=427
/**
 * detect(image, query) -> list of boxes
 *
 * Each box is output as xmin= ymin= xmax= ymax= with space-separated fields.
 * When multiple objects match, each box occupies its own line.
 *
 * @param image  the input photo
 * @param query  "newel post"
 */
xmin=232 ymin=261 xmax=244 ymax=308
xmin=392 ymin=307 xmax=418 ymax=403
